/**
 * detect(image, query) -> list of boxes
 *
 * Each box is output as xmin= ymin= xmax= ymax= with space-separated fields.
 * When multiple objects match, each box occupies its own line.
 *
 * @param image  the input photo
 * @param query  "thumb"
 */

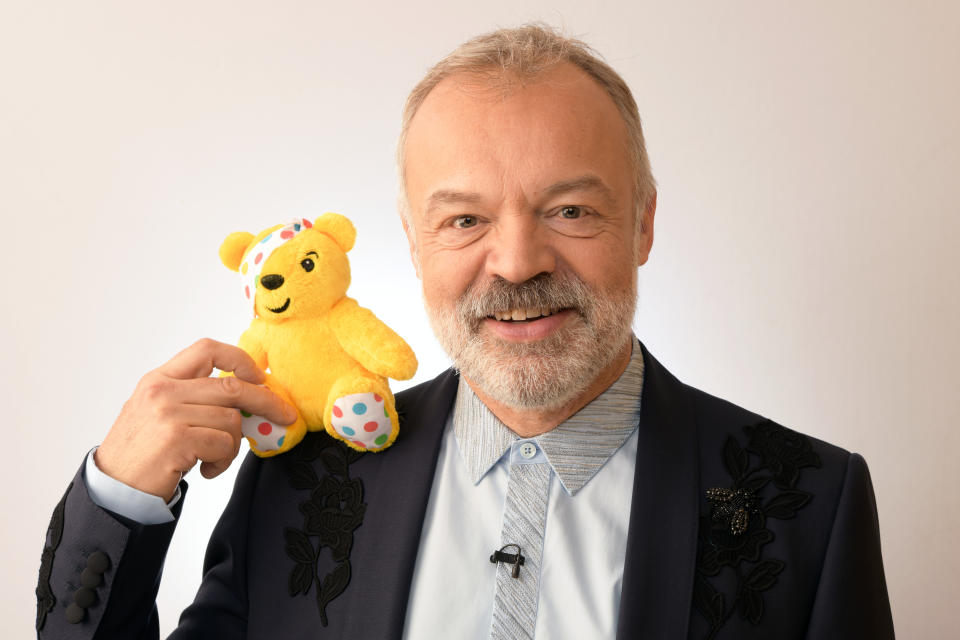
xmin=199 ymin=459 xmax=231 ymax=479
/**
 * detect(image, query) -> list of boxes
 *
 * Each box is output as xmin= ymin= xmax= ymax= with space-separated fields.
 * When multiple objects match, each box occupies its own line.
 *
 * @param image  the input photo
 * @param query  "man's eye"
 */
xmin=558 ymin=206 xmax=583 ymax=219
xmin=453 ymin=215 xmax=478 ymax=229
xmin=300 ymin=258 xmax=315 ymax=272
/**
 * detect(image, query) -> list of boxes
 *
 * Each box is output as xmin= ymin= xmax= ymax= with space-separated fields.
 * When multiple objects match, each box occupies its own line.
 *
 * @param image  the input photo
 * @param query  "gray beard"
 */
xmin=425 ymin=271 xmax=636 ymax=411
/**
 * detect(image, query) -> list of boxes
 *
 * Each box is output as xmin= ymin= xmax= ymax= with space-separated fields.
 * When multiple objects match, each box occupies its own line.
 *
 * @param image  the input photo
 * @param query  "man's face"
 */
xmin=403 ymin=63 xmax=654 ymax=410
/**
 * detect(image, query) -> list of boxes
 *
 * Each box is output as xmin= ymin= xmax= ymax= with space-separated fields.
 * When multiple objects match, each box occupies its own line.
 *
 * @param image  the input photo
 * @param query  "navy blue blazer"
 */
xmin=36 ymin=345 xmax=894 ymax=638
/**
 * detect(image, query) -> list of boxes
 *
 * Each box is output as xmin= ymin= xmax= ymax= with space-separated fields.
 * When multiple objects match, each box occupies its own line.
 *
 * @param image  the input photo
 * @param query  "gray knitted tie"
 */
xmin=489 ymin=448 xmax=551 ymax=640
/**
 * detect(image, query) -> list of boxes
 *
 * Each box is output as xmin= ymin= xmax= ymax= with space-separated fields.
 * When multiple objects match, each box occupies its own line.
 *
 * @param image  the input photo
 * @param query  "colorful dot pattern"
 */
xmin=241 ymin=412 xmax=291 ymax=453
xmin=239 ymin=217 xmax=314 ymax=313
xmin=330 ymin=392 xmax=393 ymax=450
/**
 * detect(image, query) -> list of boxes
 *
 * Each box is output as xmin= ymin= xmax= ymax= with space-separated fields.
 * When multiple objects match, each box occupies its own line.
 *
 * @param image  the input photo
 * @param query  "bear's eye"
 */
xmin=300 ymin=258 xmax=315 ymax=272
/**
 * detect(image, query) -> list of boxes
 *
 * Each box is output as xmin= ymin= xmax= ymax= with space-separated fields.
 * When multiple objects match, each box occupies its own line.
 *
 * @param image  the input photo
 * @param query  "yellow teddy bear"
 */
xmin=218 ymin=213 xmax=417 ymax=456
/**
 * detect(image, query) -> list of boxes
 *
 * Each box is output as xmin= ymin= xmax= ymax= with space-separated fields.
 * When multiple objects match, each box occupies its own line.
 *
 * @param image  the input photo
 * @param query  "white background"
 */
xmin=2 ymin=1 xmax=957 ymax=638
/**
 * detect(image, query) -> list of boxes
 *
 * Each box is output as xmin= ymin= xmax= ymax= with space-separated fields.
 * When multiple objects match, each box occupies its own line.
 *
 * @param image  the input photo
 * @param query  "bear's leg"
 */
xmin=240 ymin=373 xmax=307 ymax=457
xmin=324 ymin=375 xmax=398 ymax=452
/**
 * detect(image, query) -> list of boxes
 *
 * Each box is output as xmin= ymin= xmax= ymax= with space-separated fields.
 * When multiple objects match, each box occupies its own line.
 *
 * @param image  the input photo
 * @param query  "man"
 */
xmin=36 ymin=25 xmax=894 ymax=639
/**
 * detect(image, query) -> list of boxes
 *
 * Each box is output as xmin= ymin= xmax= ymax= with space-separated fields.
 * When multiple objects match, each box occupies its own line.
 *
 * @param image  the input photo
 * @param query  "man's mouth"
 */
xmin=488 ymin=307 xmax=565 ymax=322
xmin=267 ymin=298 xmax=291 ymax=313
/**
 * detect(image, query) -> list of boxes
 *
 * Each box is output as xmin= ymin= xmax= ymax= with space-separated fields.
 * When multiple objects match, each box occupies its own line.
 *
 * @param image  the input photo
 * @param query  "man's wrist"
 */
xmin=84 ymin=447 xmax=181 ymax=525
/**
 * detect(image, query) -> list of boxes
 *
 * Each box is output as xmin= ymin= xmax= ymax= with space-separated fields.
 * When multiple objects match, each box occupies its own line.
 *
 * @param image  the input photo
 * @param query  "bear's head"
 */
xmin=218 ymin=212 xmax=356 ymax=321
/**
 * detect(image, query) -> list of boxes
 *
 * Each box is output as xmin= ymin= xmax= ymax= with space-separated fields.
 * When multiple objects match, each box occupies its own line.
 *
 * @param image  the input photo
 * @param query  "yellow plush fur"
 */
xmin=219 ymin=213 xmax=417 ymax=455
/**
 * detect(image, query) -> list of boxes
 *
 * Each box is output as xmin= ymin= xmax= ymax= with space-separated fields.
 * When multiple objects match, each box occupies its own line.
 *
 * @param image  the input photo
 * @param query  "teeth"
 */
xmin=493 ymin=307 xmax=561 ymax=321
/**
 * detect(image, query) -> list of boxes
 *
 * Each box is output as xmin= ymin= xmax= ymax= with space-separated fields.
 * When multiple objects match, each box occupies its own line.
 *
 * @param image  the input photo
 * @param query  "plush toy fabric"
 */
xmin=218 ymin=213 xmax=417 ymax=456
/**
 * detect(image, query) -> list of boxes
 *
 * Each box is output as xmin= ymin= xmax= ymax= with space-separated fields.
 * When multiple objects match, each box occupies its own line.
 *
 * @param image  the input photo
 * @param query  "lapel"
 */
xmin=340 ymin=369 xmax=458 ymax=640
xmin=339 ymin=348 xmax=700 ymax=639
xmin=616 ymin=344 xmax=701 ymax=639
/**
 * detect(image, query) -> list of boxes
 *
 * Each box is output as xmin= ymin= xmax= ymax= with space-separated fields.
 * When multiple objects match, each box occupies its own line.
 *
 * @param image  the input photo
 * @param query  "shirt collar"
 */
xmin=452 ymin=336 xmax=644 ymax=495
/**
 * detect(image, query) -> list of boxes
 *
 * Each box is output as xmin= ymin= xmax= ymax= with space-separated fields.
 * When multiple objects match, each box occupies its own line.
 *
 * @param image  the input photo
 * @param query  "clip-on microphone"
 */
xmin=490 ymin=544 xmax=525 ymax=578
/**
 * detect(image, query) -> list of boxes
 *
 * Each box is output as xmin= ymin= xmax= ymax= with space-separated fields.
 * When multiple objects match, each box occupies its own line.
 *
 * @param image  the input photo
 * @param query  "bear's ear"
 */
xmin=313 ymin=213 xmax=356 ymax=253
xmin=219 ymin=231 xmax=255 ymax=271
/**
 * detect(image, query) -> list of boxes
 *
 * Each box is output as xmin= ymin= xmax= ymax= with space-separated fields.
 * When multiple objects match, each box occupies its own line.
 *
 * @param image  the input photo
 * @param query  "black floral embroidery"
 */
xmin=744 ymin=421 xmax=821 ymax=490
xmin=282 ymin=434 xmax=366 ymax=627
xmin=693 ymin=420 xmax=821 ymax=639
xmin=36 ymin=482 xmax=72 ymax=631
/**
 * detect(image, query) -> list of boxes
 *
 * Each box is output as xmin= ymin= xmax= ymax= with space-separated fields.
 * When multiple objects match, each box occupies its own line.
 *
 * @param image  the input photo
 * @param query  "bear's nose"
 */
xmin=260 ymin=274 xmax=284 ymax=290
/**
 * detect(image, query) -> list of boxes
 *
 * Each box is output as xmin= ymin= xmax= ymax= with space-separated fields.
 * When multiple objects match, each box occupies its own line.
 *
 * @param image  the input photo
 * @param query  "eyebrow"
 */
xmin=424 ymin=174 xmax=616 ymax=215
xmin=425 ymin=189 xmax=483 ymax=214
xmin=540 ymin=174 xmax=616 ymax=203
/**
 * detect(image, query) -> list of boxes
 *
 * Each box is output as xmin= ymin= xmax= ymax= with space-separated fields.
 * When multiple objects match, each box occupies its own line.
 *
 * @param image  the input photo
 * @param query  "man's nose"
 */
xmin=486 ymin=216 xmax=555 ymax=283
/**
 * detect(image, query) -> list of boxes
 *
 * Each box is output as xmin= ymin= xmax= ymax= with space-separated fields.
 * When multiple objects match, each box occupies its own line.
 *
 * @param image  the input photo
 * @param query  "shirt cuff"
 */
xmin=83 ymin=447 xmax=181 ymax=525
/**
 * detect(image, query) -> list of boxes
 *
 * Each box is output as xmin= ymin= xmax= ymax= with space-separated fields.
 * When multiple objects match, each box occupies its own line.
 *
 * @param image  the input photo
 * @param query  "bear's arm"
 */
xmin=328 ymin=298 xmax=418 ymax=381
xmin=236 ymin=321 xmax=269 ymax=371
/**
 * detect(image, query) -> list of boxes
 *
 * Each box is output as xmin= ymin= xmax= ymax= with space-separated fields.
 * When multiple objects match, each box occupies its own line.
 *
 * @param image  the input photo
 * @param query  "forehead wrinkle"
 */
xmin=408 ymin=67 xmax=631 ymax=227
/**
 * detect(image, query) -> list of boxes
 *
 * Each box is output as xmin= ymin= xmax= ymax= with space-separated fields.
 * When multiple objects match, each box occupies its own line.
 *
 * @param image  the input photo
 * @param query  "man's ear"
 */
xmin=399 ymin=206 xmax=421 ymax=279
xmin=635 ymin=191 xmax=657 ymax=267
xmin=313 ymin=213 xmax=356 ymax=252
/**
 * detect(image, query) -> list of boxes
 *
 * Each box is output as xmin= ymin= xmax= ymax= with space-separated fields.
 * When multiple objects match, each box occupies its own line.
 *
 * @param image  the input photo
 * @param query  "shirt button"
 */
xmin=519 ymin=442 xmax=537 ymax=459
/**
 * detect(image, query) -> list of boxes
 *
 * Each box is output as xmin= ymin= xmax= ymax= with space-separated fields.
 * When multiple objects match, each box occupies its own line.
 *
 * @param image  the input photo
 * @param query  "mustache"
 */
xmin=456 ymin=273 xmax=593 ymax=322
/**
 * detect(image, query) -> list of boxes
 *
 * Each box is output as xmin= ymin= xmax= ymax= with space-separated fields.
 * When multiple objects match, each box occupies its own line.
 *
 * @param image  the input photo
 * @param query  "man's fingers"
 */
xmin=158 ymin=338 xmax=265 ymax=384
xmin=188 ymin=426 xmax=240 ymax=473
xmin=176 ymin=377 xmax=297 ymax=425
xmin=100 ymin=341 xmax=268 ymax=501
xmin=200 ymin=460 xmax=231 ymax=479
xmin=176 ymin=404 xmax=244 ymax=438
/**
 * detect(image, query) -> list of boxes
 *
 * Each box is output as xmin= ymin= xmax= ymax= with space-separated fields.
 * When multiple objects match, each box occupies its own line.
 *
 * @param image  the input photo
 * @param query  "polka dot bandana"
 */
xmin=239 ymin=218 xmax=313 ymax=315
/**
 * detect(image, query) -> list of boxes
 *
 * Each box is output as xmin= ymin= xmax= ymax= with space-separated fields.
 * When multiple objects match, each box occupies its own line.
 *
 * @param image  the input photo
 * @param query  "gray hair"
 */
xmin=397 ymin=23 xmax=656 ymax=237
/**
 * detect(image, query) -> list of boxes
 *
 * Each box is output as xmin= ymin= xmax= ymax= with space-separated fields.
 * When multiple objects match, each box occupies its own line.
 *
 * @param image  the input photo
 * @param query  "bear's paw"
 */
xmin=241 ymin=411 xmax=305 ymax=457
xmin=330 ymin=392 xmax=394 ymax=451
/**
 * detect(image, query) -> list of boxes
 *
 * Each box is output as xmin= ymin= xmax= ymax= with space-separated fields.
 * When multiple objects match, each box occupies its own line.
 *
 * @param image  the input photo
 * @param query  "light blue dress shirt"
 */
xmin=83 ymin=447 xmax=179 ymax=524
xmin=84 ymin=338 xmax=644 ymax=638
xmin=402 ymin=338 xmax=643 ymax=639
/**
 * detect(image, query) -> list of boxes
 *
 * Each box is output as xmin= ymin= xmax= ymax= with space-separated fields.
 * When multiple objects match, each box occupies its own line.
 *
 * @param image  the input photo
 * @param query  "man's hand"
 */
xmin=95 ymin=339 xmax=297 ymax=502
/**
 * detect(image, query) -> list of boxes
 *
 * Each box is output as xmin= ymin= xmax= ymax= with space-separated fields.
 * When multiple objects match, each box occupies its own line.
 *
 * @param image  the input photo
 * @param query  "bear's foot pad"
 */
xmin=241 ymin=412 xmax=293 ymax=453
xmin=331 ymin=392 xmax=392 ymax=450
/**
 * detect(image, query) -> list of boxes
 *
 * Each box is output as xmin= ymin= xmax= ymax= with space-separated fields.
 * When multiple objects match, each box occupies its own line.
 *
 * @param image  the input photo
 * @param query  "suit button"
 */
xmin=65 ymin=603 xmax=85 ymax=624
xmin=81 ymin=567 xmax=102 ymax=588
xmin=74 ymin=587 xmax=96 ymax=609
xmin=86 ymin=551 xmax=110 ymax=574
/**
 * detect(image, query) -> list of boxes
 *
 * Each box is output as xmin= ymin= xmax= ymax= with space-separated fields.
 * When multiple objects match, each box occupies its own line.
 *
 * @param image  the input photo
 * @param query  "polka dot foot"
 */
xmin=330 ymin=392 xmax=394 ymax=451
xmin=241 ymin=413 xmax=293 ymax=454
